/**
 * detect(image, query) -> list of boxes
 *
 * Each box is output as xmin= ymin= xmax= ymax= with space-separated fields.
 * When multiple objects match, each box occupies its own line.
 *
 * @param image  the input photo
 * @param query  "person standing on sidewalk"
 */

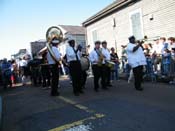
xmin=19 ymin=57 xmax=28 ymax=85
xmin=126 ymin=36 xmax=146 ymax=91
xmin=110 ymin=47 xmax=120 ymax=81
xmin=1 ymin=58 xmax=12 ymax=89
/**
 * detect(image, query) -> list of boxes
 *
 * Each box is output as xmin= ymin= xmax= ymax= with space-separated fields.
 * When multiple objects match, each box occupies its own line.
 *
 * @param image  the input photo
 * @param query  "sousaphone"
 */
xmin=46 ymin=26 xmax=63 ymax=43
xmin=45 ymin=26 xmax=63 ymax=63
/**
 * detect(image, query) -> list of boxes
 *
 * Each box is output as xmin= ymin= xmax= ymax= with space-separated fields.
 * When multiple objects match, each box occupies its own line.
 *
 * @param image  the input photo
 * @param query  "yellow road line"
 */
xmin=7 ymin=91 xmax=25 ymax=96
xmin=48 ymin=113 xmax=105 ymax=131
xmin=75 ymin=104 xmax=94 ymax=113
xmin=59 ymin=96 xmax=76 ymax=105
xmin=58 ymin=96 xmax=95 ymax=113
xmin=52 ymin=96 xmax=106 ymax=131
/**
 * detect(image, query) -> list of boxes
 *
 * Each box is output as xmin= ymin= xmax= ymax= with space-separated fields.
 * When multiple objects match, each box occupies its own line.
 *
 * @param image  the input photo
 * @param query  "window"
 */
xmin=129 ymin=9 xmax=144 ymax=40
xmin=92 ymin=30 xmax=98 ymax=42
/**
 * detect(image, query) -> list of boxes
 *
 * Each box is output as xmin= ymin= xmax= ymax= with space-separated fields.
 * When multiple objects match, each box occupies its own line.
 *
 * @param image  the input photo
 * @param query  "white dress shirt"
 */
xmin=47 ymin=46 xmax=61 ymax=64
xmin=101 ymin=47 xmax=110 ymax=63
xmin=126 ymin=43 xmax=146 ymax=68
xmin=66 ymin=45 xmax=81 ymax=62
xmin=89 ymin=49 xmax=99 ymax=65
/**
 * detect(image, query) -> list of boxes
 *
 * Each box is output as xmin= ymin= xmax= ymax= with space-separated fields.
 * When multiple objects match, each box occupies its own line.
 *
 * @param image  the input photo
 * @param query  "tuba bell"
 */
xmin=45 ymin=26 xmax=63 ymax=63
xmin=46 ymin=26 xmax=63 ymax=43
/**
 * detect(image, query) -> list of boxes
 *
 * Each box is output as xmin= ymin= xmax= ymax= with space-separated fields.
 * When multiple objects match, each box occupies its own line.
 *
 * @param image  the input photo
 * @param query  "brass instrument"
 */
xmin=106 ymin=61 xmax=115 ymax=70
xmin=97 ymin=48 xmax=115 ymax=70
xmin=97 ymin=48 xmax=105 ymax=66
xmin=46 ymin=26 xmax=63 ymax=44
xmin=46 ymin=26 xmax=63 ymax=64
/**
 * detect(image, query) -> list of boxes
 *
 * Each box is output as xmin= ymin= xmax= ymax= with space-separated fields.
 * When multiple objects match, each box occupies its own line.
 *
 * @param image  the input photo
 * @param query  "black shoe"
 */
xmin=42 ymin=84 xmax=46 ymax=87
xmin=102 ymin=87 xmax=108 ymax=90
xmin=107 ymin=84 xmax=112 ymax=87
xmin=51 ymin=92 xmax=60 ymax=96
xmin=79 ymin=90 xmax=84 ymax=94
xmin=94 ymin=88 xmax=99 ymax=92
xmin=74 ymin=92 xmax=80 ymax=96
xmin=136 ymin=88 xmax=143 ymax=91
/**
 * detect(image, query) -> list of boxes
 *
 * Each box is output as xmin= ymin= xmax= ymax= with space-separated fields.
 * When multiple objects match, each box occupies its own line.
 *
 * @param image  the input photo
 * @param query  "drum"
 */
xmin=80 ymin=57 xmax=90 ymax=71
xmin=106 ymin=61 xmax=115 ymax=70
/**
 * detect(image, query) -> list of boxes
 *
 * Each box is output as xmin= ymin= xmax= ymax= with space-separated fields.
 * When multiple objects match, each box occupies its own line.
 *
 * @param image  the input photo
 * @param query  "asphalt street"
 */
xmin=0 ymin=77 xmax=175 ymax=131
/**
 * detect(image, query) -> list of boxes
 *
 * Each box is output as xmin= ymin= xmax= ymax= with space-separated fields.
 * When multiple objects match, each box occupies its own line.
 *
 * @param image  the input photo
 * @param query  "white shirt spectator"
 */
xmin=89 ymin=49 xmax=99 ymax=65
xmin=19 ymin=59 xmax=27 ymax=67
xmin=47 ymin=46 xmax=61 ymax=64
xmin=126 ymin=43 xmax=146 ymax=68
xmin=66 ymin=45 xmax=81 ymax=62
xmin=171 ymin=43 xmax=175 ymax=49
xmin=152 ymin=43 xmax=163 ymax=55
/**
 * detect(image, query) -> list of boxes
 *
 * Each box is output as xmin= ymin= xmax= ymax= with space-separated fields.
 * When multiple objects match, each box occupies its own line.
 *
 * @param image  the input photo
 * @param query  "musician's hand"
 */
xmin=77 ymin=45 xmax=82 ymax=51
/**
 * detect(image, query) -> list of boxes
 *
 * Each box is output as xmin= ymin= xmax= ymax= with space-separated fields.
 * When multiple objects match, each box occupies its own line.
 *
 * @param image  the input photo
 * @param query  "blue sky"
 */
xmin=0 ymin=0 xmax=114 ymax=59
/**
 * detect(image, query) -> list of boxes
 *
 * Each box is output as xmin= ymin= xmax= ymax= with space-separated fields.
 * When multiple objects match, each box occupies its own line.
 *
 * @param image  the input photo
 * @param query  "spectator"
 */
xmin=110 ymin=47 xmax=120 ymax=80
xmin=168 ymin=37 xmax=175 ymax=51
xmin=11 ymin=59 xmax=19 ymax=85
xmin=159 ymin=37 xmax=169 ymax=54
xmin=152 ymin=39 xmax=162 ymax=73
xmin=170 ymin=48 xmax=175 ymax=78
xmin=19 ymin=57 xmax=28 ymax=85
xmin=162 ymin=49 xmax=171 ymax=76
xmin=1 ymin=58 xmax=12 ymax=89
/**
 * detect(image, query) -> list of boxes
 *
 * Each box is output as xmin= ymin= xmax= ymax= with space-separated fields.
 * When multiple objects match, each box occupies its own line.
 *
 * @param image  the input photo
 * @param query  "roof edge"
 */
xmin=82 ymin=0 xmax=136 ymax=27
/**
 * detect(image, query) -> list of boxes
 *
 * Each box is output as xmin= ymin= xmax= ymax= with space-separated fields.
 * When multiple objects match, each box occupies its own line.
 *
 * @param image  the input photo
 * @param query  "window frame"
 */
xmin=129 ymin=8 xmax=144 ymax=40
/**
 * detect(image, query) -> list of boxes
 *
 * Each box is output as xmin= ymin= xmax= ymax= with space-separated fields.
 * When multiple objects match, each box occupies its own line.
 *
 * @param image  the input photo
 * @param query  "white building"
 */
xmin=57 ymin=25 xmax=86 ymax=56
xmin=83 ymin=0 xmax=175 ymax=55
xmin=30 ymin=39 xmax=46 ymax=57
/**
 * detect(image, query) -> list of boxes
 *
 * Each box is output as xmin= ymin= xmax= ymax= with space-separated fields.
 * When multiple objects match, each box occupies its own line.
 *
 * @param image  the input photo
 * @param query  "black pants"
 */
xmin=81 ymin=71 xmax=87 ymax=88
xmin=50 ymin=64 xmax=59 ymax=95
xmin=69 ymin=61 xmax=82 ymax=93
xmin=41 ymin=65 xmax=51 ymax=87
xmin=101 ymin=64 xmax=111 ymax=88
xmin=92 ymin=65 xmax=103 ymax=89
xmin=31 ymin=67 xmax=41 ymax=86
xmin=133 ymin=65 xmax=143 ymax=89
xmin=106 ymin=66 xmax=111 ymax=85
xmin=3 ymin=74 xmax=12 ymax=89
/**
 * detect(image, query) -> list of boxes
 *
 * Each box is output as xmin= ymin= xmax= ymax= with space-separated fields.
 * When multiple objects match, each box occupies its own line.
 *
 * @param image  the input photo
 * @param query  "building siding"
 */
xmin=142 ymin=0 xmax=175 ymax=38
xmin=85 ymin=0 xmax=175 ymax=56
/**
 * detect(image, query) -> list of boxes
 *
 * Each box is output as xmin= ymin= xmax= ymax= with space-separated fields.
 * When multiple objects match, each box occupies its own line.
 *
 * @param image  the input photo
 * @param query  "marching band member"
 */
xmin=89 ymin=41 xmax=106 ymax=92
xmin=126 ymin=36 xmax=146 ymax=91
xmin=66 ymin=39 xmax=83 ymax=96
xmin=77 ymin=45 xmax=88 ymax=89
xmin=101 ymin=41 xmax=112 ymax=87
xmin=47 ymin=37 xmax=61 ymax=96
